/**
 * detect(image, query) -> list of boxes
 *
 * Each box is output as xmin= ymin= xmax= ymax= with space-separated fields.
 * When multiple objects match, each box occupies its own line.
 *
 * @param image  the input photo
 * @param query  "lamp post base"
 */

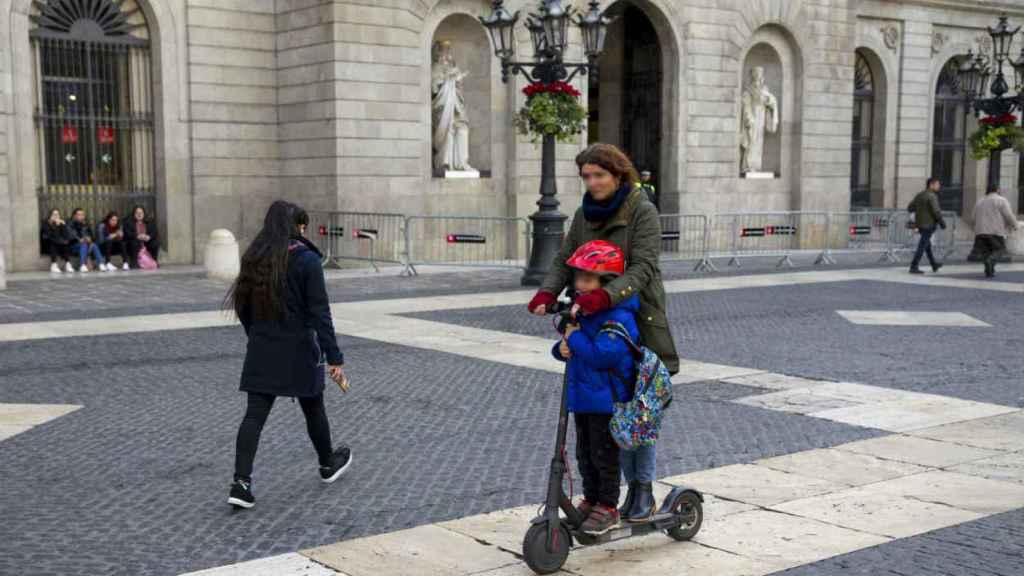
xmin=521 ymin=209 xmax=568 ymax=286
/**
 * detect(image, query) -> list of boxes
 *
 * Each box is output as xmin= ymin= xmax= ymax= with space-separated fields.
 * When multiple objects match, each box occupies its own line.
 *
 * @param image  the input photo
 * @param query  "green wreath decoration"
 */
xmin=513 ymin=81 xmax=586 ymax=143
xmin=968 ymin=113 xmax=1024 ymax=160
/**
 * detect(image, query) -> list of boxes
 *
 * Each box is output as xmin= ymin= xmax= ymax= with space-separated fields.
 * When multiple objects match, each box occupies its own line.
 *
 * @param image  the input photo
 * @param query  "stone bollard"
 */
xmin=0 ymin=248 xmax=6 ymax=290
xmin=204 ymin=229 xmax=240 ymax=281
xmin=1008 ymin=222 xmax=1024 ymax=258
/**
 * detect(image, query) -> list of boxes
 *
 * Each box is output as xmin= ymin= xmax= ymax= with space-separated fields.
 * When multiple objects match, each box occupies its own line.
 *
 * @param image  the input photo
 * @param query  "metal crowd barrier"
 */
xmin=307 ymin=211 xmax=406 ymax=271
xmin=658 ymin=214 xmax=715 ymax=271
xmin=825 ymin=211 xmax=900 ymax=263
xmin=705 ymin=211 xmax=831 ymax=268
xmin=402 ymin=216 xmax=531 ymax=276
xmin=886 ymin=210 xmax=959 ymax=261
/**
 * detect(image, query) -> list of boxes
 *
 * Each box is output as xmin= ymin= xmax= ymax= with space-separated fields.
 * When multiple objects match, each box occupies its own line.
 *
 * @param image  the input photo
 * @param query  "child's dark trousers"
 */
xmin=574 ymin=413 xmax=621 ymax=508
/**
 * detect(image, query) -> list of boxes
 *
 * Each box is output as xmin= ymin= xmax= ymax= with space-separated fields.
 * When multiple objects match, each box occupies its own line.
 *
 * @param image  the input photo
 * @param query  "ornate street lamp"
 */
xmin=957 ymin=14 xmax=1024 ymax=196
xmin=481 ymin=0 xmax=611 ymax=286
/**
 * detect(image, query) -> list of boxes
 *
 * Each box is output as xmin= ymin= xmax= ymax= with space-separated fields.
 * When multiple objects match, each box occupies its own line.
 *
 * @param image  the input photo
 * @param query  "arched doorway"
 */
xmin=588 ymin=3 xmax=662 ymax=200
xmin=851 ymin=50 xmax=876 ymax=209
xmin=932 ymin=59 xmax=967 ymax=214
xmin=30 ymin=0 xmax=155 ymax=228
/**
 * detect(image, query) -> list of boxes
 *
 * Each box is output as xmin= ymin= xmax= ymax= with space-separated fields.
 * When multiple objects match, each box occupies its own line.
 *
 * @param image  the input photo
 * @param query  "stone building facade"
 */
xmin=2 ymin=0 xmax=1023 ymax=270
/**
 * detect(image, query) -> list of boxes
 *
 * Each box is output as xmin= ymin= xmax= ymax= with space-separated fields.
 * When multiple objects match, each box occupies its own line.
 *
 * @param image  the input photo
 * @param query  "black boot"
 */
xmin=618 ymin=482 xmax=637 ymax=517
xmin=626 ymin=482 xmax=655 ymax=522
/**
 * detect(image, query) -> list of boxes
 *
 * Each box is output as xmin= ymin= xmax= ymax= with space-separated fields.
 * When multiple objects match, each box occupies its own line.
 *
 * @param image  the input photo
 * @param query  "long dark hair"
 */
xmin=226 ymin=200 xmax=303 ymax=322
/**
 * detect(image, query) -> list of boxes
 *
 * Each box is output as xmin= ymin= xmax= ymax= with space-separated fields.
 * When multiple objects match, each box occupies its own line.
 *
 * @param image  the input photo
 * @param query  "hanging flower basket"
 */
xmin=513 ymin=81 xmax=586 ymax=143
xmin=968 ymin=113 xmax=1024 ymax=160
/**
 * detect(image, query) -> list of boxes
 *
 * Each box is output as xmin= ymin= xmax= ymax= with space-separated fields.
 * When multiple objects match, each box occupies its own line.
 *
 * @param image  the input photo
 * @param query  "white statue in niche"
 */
xmin=740 ymin=66 xmax=779 ymax=175
xmin=431 ymin=40 xmax=477 ymax=177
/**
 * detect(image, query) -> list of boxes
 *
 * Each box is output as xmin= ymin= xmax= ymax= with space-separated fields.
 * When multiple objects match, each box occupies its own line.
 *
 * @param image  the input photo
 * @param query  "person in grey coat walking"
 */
xmin=968 ymin=186 xmax=1020 ymax=277
xmin=908 ymin=177 xmax=947 ymax=274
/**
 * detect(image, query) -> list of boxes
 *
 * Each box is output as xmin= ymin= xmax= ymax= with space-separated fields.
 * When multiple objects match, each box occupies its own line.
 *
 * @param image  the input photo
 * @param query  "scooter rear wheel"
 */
xmin=666 ymin=492 xmax=703 ymax=541
xmin=523 ymin=522 xmax=571 ymax=574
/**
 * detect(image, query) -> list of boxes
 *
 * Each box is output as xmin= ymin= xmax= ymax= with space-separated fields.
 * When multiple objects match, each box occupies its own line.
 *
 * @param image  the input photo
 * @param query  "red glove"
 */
xmin=575 ymin=289 xmax=612 ymax=315
xmin=528 ymin=290 xmax=557 ymax=313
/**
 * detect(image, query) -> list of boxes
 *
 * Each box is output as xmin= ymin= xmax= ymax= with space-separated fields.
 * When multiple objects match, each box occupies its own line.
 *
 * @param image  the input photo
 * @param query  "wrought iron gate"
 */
xmin=31 ymin=0 xmax=155 ymax=227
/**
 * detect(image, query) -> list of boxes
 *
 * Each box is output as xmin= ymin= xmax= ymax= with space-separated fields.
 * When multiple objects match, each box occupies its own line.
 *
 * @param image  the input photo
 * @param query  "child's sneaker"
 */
xmin=575 ymin=499 xmax=596 ymax=521
xmin=319 ymin=445 xmax=352 ymax=483
xmin=580 ymin=504 xmax=619 ymax=535
xmin=64 ymin=262 xmax=74 ymax=273
xmin=49 ymin=263 xmax=61 ymax=273
xmin=78 ymin=265 xmax=89 ymax=273
xmin=122 ymin=262 xmax=131 ymax=271
xmin=227 ymin=478 xmax=254 ymax=509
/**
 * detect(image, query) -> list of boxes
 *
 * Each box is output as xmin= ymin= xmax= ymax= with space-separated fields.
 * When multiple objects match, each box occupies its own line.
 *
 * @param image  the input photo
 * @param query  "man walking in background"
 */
xmin=968 ymin=186 xmax=1020 ymax=278
xmin=908 ymin=177 xmax=946 ymax=275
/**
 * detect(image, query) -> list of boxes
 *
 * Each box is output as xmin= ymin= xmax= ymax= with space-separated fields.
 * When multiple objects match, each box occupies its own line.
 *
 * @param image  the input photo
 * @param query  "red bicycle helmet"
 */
xmin=566 ymin=240 xmax=626 ymax=276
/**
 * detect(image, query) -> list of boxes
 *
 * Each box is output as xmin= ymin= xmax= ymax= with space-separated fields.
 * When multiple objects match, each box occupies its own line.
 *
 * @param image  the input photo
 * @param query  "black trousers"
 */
xmin=101 ymin=239 xmax=129 ymax=264
xmin=48 ymin=242 xmax=70 ymax=263
xmin=574 ymin=413 xmax=620 ymax=508
xmin=233 ymin=392 xmax=334 ymax=480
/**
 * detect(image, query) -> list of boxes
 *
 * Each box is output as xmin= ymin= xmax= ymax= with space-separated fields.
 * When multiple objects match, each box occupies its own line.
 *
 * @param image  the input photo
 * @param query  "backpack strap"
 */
xmin=599 ymin=321 xmax=642 ymax=357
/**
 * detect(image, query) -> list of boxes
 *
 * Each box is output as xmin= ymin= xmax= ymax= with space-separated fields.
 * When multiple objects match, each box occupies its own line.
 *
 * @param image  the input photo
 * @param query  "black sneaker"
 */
xmin=932 ymin=263 xmax=944 ymax=273
xmin=319 ymin=445 xmax=352 ymax=483
xmin=228 ymin=478 xmax=255 ymax=509
xmin=909 ymin=268 xmax=925 ymax=275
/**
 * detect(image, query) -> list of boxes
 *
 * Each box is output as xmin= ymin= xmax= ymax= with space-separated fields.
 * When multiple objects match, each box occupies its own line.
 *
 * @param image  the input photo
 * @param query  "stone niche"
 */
xmin=431 ymin=14 xmax=493 ymax=177
xmin=737 ymin=26 xmax=803 ymax=211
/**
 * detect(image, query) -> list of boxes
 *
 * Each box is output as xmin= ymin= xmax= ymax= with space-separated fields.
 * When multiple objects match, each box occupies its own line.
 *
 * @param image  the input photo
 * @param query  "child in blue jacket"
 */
xmin=552 ymin=240 xmax=641 ymax=535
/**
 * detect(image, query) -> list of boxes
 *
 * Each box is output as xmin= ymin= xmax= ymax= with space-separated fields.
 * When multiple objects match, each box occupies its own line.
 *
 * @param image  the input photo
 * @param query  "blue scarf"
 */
xmin=582 ymin=184 xmax=631 ymax=223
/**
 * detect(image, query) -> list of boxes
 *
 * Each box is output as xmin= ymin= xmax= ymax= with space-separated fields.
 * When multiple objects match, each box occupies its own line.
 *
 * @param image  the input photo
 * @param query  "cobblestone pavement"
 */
xmin=774 ymin=508 xmax=1024 ymax=576
xmin=0 ymin=327 xmax=881 ymax=575
xmin=0 ymin=263 xmax=1020 ymax=575
xmin=406 ymin=278 xmax=1024 ymax=408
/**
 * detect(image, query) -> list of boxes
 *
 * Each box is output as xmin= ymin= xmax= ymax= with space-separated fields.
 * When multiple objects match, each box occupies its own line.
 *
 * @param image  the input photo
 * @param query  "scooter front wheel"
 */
xmin=666 ymin=491 xmax=703 ymax=541
xmin=523 ymin=521 xmax=571 ymax=574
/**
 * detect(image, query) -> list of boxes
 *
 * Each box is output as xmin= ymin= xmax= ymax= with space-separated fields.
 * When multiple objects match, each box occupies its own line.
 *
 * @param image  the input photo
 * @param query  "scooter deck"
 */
xmin=572 ymin=512 xmax=681 ymax=546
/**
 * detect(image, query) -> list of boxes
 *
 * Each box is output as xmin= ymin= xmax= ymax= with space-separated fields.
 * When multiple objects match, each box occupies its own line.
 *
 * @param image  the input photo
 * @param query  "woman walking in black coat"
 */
xmin=225 ymin=200 xmax=351 ymax=509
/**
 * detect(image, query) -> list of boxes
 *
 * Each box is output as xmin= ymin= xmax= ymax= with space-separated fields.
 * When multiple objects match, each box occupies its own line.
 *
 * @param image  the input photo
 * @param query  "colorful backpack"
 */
xmin=600 ymin=321 xmax=674 ymax=450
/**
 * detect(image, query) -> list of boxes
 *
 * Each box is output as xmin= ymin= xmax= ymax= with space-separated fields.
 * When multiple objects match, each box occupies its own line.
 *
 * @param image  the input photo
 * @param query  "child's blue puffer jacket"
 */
xmin=552 ymin=294 xmax=640 ymax=414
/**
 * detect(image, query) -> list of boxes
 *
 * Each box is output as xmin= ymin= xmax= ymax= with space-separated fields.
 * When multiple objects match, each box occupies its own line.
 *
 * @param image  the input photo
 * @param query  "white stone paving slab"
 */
xmin=674 ymin=360 xmax=765 ymax=384
xmin=179 ymin=553 xmax=342 ymax=576
xmin=301 ymin=524 xmax=518 ymax=576
xmin=692 ymin=509 xmax=891 ymax=571
xmin=662 ymin=464 xmax=844 ymax=507
xmin=0 ymin=403 xmax=81 ymax=426
xmin=755 ymin=448 xmax=929 ymax=486
xmin=871 ymin=470 xmax=1024 ymax=515
xmin=773 ymin=483 xmax=985 ymax=539
xmin=836 ymin=310 xmax=991 ymax=327
xmin=909 ymin=411 xmax=1024 ymax=451
xmin=721 ymin=372 xmax=830 ymax=391
xmin=439 ymin=504 xmax=536 ymax=553
xmin=810 ymin=396 xmax=1018 ymax=433
xmin=733 ymin=388 xmax=863 ymax=415
xmin=948 ymin=452 xmax=1024 ymax=485
xmin=834 ymin=435 xmax=1004 ymax=468
xmin=0 ymin=424 xmax=32 ymax=442
xmin=561 ymin=538 xmax=778 ymax=576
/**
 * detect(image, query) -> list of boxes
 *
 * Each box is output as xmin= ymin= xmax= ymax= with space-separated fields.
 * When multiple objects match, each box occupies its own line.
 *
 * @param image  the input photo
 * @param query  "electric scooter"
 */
xmin=522 ymin=305 xmax=704 ymax=575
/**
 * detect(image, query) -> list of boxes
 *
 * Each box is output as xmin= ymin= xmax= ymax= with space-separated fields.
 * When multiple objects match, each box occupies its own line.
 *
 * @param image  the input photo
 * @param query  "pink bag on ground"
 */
xmin=137 ymin=246 xmax=159 ymax=270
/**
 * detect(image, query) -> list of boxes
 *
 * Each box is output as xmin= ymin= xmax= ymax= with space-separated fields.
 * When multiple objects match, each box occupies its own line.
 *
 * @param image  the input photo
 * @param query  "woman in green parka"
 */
xmin=528 ymin=143 xmax=680 ymax=374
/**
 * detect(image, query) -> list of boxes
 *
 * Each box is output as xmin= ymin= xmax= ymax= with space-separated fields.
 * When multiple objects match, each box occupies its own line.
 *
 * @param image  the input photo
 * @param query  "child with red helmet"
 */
xmin=553 ymin=240 xmax=642 ymax=534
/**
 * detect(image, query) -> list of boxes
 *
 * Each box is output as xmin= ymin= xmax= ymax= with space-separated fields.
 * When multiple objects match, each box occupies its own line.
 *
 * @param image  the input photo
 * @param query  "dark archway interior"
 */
xmin=589 ymin=4 xmax=662 ymax=186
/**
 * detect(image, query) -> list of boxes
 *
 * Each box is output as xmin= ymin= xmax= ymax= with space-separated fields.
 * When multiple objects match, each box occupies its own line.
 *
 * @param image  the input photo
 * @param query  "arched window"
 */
xmin=851 ymin=51 xmax=874 ymax=209
xmin=31 ymin=0 xmax=154 ymax=224
xmin=932 ymin=60 xmax=967 ymax=214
